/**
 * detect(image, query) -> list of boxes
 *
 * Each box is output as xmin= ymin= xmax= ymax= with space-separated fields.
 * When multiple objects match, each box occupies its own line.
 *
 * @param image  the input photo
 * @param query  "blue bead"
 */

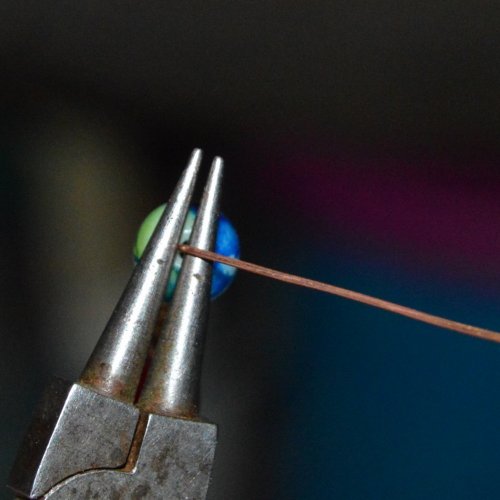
xmin=133 ymin=204 xmax=239 ymax=300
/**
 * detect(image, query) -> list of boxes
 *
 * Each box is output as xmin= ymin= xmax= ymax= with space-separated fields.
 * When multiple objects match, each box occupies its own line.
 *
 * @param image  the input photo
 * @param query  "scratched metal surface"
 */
xmin=8 ymin=380 xmax=138 ymax=498
xmin=44 ymin=414 xmax=216 ymax=500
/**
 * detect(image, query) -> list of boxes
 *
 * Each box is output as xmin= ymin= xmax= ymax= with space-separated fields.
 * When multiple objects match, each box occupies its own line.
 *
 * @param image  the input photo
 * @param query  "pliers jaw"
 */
xmin=8 ymin=378 xmax=140 ymax=498
xmin=8 ymin=150 xmax=223 ymax=499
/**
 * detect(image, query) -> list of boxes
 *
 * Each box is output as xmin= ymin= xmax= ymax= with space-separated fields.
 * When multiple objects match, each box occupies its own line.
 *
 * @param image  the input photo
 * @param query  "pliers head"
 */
xmin=8 ymin=150 xmax=223 ymax=499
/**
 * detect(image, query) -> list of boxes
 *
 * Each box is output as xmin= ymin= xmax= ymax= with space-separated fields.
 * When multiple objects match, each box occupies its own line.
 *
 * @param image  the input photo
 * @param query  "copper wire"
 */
xmin=179 ymin=244 xmax=500 ymax=344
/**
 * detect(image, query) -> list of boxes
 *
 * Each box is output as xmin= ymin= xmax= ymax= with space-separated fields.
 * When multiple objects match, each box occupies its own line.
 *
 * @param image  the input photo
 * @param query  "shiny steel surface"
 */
xmin=8 ymin=378 xmax=139 ymax=498
xmin=43 ymin=413 xmax=217 ymax=500
xmin=8 ymin=152 xmax=223 ymax=499
xmin=79 ymin=149 xmax=202 ymax=402
xmin=139 ymin=157 xmax=223 ymax=418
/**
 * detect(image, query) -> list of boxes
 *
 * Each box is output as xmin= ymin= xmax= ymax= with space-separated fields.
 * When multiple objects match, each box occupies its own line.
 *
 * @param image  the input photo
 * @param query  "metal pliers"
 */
xmin=8 ymin=150 xmax=222 ymax=499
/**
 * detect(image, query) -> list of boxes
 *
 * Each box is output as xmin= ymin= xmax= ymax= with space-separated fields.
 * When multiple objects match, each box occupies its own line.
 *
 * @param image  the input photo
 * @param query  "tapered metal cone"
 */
xmin=139 ymin=157 xmax=224 ymax=417
xmin=80 ymin=149 xmax=202 ymax=403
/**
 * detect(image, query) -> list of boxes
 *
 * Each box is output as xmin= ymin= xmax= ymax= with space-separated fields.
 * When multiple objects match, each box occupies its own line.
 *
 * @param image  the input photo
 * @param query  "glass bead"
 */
xmin=133 ymin=204 xmax=239 ymax=300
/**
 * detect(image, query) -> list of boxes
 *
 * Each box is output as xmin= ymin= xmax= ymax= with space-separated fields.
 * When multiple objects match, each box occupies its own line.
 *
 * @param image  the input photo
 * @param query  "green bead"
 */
xmin=134 ymin=204 xmax=239 ymax=300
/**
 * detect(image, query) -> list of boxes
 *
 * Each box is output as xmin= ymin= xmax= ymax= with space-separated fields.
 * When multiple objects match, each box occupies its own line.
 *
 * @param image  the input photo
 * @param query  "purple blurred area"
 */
xmin=1 ymin=2 xmax=500 ymax=499
xmin=255 ymin=148 xmax=500 ymax=284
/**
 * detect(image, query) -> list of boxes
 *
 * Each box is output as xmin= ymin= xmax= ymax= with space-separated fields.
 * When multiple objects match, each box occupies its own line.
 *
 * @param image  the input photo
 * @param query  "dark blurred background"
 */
xmin=1 ymin=2 xmax=500 ymax=499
